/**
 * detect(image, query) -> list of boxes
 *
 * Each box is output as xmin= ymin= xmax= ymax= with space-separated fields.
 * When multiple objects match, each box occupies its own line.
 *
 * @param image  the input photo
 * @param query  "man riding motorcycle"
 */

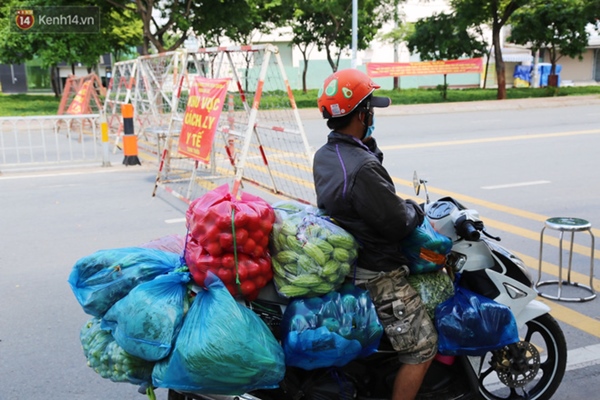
xmin=312 ymin=68 xmax=437 ymax=400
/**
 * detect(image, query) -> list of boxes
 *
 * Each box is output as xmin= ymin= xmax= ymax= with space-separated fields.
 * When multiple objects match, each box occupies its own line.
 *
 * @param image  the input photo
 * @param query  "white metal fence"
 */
xmin=0 ymin=114 xmax=111 ymax=171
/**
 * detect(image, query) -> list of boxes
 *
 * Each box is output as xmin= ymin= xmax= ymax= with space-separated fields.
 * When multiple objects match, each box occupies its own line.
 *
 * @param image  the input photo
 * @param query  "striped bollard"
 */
xmin=121 ymin=104 xmax=141 ymax=166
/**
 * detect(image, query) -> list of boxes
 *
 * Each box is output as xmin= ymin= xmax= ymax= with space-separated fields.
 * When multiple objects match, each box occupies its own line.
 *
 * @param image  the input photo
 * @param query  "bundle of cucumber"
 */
xmin=270 ymin=201 xmax=359 ymax=298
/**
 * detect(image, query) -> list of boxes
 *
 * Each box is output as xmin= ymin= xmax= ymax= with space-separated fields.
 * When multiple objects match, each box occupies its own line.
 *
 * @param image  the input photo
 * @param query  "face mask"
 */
xmin=364 ymin=115 xmax=375 ymax=139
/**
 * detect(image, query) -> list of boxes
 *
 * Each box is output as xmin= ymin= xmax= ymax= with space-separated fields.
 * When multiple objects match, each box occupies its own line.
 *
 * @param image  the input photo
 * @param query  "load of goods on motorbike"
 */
xmin=68 ymin=184 xmax=521 ymax=398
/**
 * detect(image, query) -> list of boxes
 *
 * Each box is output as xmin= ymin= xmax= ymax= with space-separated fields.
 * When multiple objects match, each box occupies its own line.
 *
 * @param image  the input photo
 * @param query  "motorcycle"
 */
xmin=169 ymin=172 xmax=567 ymax=400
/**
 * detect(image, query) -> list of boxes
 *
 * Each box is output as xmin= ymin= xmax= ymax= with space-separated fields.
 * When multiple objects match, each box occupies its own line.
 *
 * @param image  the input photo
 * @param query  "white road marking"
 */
xmin=481 ymin=180 xmax=551 ymax=190
xmin=0 ymin=168 xmax=121 ymax=180
xmin=165 ymin=217 xmax=186 ymax=224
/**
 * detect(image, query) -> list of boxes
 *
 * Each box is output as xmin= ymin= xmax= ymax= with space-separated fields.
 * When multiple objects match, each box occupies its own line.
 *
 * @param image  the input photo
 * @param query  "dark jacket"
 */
xmin=313 ymin=131 xmax=424 ymax=272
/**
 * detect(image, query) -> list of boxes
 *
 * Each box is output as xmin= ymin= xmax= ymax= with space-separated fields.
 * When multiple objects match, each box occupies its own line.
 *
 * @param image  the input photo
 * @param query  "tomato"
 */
xmin=219 ymin=232 xmax=234 ymax=250
xmin=257 ymin=257 xmax=272 ymax=275
xmin=237 ymin=263 xmax=249 ymax=281
xmin=251 ymin=245 xmax=264 ymax=258
xmin=260 ymin=218 xmax=273 ymax=234
xmin=221 ymin=253 xmax=235 ymax=269
xmin=254 ymin=275 xmax=267 ymax=289
xmin=245 ymin=259 xmax=261 ymax=278
xmin=240 ymin=280 xmax=256 ymax=297
xmin=235 ymin=228 xmax=248 ymax=246
xmin=234 ymin=211 xmax=249 ymax=228
xmin=249 ymin=229 xmax=264 ymax=244
xmin=205 ymin=241 xmax=223 ymax=257
xmin=246 ymin=213 xmax=262 ymax=231
xmin=260 ymin=235 xmax=270 ymax=249
xmin=216 ymin=214 xmax=232 ymax=231
xmin=217 ymin=267 xmax=234 ymax=284
xmin=242 ymin=238 xmax=256 ymax=254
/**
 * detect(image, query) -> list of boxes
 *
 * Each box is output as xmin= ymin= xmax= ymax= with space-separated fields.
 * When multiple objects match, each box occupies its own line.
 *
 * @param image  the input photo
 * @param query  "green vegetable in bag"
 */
xmin=270 ymin=201 xmax=358 ymax=298
xmin=407 ymin=271 xmax=454 ymax=319
xmin=80 ymin=317 xmax=154 ymax=385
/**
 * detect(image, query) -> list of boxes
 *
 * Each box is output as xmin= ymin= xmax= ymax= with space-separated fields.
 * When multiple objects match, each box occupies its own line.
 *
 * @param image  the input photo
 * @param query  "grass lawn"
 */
xmin=1 ymin=85 xmax=599 ymax=117
xmin=0 ymin=94 xmax=61 ymax=116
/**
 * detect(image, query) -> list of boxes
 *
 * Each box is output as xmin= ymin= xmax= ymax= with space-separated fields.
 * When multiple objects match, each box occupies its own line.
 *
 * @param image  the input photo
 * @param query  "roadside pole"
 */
xmin=100 ymin=113 xmax=111 ymax=167
xmin=532 ymin=50 xmax=540 ymax=89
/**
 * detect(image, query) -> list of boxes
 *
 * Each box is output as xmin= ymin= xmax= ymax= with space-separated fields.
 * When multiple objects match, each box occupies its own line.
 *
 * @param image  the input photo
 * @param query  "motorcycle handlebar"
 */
xmin=455 ymin=216 xmax=481 ymax=241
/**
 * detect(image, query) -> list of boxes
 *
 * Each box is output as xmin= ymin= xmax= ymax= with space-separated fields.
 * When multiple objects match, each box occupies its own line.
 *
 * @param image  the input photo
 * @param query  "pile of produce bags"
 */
xmin=70 ymin=185 xmax=463 ymax=397
xmin=69 ymin=186 xmax=290 ymax=397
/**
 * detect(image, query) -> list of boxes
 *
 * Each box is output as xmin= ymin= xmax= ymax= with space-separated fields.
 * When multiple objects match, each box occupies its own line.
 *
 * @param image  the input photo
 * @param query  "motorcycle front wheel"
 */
xmin=473 ymin=313 xmax=567 ymax=400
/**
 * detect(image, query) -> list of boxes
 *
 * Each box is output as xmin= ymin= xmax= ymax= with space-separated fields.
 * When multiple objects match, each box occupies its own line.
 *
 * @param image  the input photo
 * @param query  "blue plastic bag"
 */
xmin=152 ymin=272 xmax=285 ymax=395
xmin=400 ymin=217 xmax=452 ymax=274
xmin=101 ymin=272 xmax=190 ymax=361
xmin=281 ymin=284 xmax=383 ymax=370
xmin=435 ymin=283 xmax=519 ymax=356
xmin=68 ymin=247 xmax=181 ymax=317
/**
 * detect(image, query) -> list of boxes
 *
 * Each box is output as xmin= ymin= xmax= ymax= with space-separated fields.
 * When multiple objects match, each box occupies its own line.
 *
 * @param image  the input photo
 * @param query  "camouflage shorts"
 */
xmin=364 ymin=267 xmax=438 ymax=364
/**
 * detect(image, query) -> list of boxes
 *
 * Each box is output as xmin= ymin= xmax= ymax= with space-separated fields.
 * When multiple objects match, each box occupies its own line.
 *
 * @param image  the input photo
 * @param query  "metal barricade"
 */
xmin=0 ymin=114 xmax=110 ymax=171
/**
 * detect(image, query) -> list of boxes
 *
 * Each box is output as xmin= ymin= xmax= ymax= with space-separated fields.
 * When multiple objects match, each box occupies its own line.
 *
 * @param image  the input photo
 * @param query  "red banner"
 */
xmin=178 ymin=77 xmax=230 ymax=163
xmin=367 ymin=58 xmax=483 ymax=78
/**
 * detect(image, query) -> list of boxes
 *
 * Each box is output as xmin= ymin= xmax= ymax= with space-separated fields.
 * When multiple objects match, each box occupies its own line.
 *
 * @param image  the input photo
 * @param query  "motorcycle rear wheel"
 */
xmin=475 ymin=313 xmax=567 ymax=400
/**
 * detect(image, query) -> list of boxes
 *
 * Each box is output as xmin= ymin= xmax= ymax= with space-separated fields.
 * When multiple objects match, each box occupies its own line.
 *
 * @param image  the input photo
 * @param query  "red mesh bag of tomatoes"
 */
xmin=184 ymin=184 xmax=275 ymax=301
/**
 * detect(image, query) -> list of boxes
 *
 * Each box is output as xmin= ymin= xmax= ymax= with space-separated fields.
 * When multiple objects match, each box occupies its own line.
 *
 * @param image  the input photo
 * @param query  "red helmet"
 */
xmin=317 ymin=68 xmax=391 ymax=119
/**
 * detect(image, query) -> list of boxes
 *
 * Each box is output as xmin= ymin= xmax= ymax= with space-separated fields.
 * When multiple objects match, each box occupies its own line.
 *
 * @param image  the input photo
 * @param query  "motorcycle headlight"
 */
xmin=446 ymin=251 xmax=467 ymax=271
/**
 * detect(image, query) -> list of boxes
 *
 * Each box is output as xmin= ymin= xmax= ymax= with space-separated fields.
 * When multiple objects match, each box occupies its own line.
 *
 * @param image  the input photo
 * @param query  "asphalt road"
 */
xmin=1 ymin=96 xmax=600 ymax=399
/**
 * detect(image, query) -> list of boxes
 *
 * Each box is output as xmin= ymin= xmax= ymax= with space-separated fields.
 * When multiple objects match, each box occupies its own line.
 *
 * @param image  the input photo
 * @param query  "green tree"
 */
xmin=407 ymin=12 xmax=486 ymax=99
xmin=103 ymin=0 xmax=286 ymax=54
xmin=290 ymin=5 xmax=318 ymax=93
xmin=377 ymin=1 xmax=413 ymax=90
xmin=450 ymin=0 xmax=528 ymax=100
xmin=509 ymin=0 xmax=600 ymax=86
xmin=288 ymin=0 xmax=395 ymax=73
xmin=0 ymin=0 xmax=142 ymax=96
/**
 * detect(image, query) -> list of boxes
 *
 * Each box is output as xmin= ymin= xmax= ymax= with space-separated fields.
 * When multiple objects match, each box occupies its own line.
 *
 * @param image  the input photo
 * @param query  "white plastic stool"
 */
xmin=536 ymin=217 xmax=596 ymax=302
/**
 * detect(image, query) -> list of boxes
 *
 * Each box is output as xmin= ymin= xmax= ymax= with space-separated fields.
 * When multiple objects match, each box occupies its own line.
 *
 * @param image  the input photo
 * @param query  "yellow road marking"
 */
xmin=514 ymin=251 xmax=600 ymax=293
xmin=381 ymin=129 xmax=600 ymax=150
xmin=537 ymin=298 xmax=600 ymax=339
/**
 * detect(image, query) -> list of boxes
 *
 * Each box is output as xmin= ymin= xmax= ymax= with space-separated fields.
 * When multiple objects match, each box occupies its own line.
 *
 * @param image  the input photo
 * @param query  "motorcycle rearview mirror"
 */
xmin=412 ymin=171 xmax=430 ymax=204
xmin=413 ymin=170 xmax=421 ymax=196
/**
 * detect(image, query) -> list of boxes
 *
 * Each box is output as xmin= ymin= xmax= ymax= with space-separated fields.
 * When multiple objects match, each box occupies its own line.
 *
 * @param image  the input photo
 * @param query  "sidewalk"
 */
xmin=297 ymin=94 xmax=600 ymax=120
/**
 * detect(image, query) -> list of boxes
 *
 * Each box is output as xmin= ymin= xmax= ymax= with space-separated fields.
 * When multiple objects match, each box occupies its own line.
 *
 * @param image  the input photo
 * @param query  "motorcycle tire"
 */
xmin=475 ymin=313 xmax=567 ymax=400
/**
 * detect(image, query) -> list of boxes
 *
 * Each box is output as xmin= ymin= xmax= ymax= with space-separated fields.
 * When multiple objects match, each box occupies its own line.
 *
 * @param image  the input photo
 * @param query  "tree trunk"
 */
xmin=50 ymin=66 xmax=59 ymax=98
xmin=492 ymin=25 xmax=506 ymax=100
